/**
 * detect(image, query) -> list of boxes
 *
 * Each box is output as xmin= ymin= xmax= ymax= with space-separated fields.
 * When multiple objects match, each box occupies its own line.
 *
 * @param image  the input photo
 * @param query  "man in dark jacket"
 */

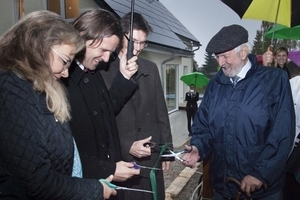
xmin=183 ymin=24 xmax=295 ymax=200
xmin=62 ymin=9 xmax=140 ymax=200
xmin=184 ymin=84 xmax=199 ymax=136
xmin=101 ymin=12 xmax=173 ymax=200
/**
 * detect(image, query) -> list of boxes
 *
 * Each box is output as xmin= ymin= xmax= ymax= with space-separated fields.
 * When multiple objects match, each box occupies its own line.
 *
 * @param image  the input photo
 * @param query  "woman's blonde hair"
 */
xmin=0 ymin=10 xmax=84 ymax=123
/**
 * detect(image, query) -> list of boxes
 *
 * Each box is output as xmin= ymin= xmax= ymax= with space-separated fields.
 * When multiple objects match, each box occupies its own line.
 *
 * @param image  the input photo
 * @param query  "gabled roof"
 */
xmin=94 ymin=0 xmax=201 ymax=54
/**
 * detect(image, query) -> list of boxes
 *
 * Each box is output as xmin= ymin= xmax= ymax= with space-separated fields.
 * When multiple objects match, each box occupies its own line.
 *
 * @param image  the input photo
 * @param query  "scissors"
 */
xmin=160 ymin=148 xmax=192 ymax=163
xmin=100 ymin=179 xmax=154 ymax=193
xmin=131 ymin=162 xmax=161 ymax=170
xmin=143 ymin=142 xmax=172 ymax=148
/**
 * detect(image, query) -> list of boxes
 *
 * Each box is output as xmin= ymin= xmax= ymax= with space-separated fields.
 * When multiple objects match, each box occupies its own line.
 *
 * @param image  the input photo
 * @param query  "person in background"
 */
xmin=184 ymin=84 xmax=199 ymax=136
xmin=0 ymin=10 xmax=116 ymax=199
xmin=284 ymin=64 xmax=300 ymax=200
xmin=263 ymin=46 xmax=291 ymax=78
xmin=182 ymin=24 xmax=295 ymax=200
xmin=264 ymin=53 xmax=300 ymax=200
xmin=101 ymin=12 xmax=173 ymax=200
xmin=62 ymin=9 xmax=140 ymax=200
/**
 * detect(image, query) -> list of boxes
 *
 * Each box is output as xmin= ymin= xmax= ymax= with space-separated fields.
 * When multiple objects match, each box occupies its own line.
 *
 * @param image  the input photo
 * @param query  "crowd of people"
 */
xmin=0 ymin=8 xmax=171 ymax=200
xmin=0 ymin=6 xmax=299 ymax=200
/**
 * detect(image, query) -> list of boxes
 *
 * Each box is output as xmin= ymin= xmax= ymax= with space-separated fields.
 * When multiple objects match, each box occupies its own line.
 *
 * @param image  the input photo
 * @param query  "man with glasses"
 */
xmin=62 ymin=9 xmax=141 ymax=200
xmin=101 ymin=12 xmax=173 ymax=200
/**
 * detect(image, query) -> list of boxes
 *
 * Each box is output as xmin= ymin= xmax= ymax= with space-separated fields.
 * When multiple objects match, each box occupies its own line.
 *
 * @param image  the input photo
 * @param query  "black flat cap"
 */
xmin=206 ymin=24 xmax=248 ymax=54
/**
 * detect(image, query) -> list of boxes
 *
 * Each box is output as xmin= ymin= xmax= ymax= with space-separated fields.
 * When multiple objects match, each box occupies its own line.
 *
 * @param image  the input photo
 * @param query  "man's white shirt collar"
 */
xmin=75 ymin=59 xmax=85 ymax=71
xmin=237 ymin=58 xmax=251 ymax=80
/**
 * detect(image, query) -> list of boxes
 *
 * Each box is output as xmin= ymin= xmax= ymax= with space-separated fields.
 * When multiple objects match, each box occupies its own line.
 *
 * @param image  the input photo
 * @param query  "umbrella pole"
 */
xmin=127 ymin=0 xmax=135 ymax=60
xmin=271 ymin=0 xmax=282 ymax=46
xmin=270 ymin=24 xmax=277 ymax=48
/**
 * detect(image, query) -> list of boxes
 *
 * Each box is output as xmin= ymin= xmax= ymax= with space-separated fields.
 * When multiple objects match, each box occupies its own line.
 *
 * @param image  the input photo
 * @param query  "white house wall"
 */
xmin=0 ymin=1 xmax=17 ymax=35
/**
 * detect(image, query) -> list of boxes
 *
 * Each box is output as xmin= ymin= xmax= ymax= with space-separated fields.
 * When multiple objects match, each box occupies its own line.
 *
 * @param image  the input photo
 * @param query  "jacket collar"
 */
xmin=68 ymin=60 xmax=104 ymax=85
xmin=68 ymin=61 xmax=86 ymax=85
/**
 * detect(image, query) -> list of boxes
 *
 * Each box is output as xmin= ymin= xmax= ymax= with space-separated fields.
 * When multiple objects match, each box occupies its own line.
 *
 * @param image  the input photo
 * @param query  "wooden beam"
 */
xmin=202 ymin=156 xmax=214 ymax=198
xmin=18 ymin=0 xmax=24 ymax=19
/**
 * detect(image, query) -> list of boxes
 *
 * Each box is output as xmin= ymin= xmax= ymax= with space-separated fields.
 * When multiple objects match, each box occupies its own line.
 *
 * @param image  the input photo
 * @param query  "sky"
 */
xmin=159 ymin=0 xmax=262 ymax=66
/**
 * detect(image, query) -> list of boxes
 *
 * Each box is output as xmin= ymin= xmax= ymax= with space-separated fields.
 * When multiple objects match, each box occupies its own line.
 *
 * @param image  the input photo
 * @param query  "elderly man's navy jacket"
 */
xmin=191 ymin=54 xmax=295 ymax=199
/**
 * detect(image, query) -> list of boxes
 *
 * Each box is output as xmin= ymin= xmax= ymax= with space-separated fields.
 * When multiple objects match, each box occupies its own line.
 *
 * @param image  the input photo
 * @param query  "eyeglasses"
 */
xmin=50 ymin=47 xmax=72 ymax=67
xmin=124 ymin=34 xmax=148 ymax=48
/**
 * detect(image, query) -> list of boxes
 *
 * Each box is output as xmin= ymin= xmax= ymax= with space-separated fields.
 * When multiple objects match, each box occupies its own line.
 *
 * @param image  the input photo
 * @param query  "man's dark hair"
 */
xmin=121 ymin=12 xmax=153 ymax=36
xmin=72 ymin=9 xmax=122 ymax=62
xmin=117 ymin=12 xmax=153 ymax=54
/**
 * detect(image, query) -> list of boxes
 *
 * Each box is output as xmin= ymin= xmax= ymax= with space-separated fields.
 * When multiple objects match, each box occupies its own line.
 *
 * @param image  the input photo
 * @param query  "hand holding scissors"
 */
xmin=100 ymin=179 xmax=154 ymax=194
xmin=129 ymin=136 xmax=152 ymax=158
xmin=143 ymin=142 xmax=172 ymax=152
xmin=113 ymin=161 xmax=140 ymax=182
xmin=100 ymin=175 xmax=117 ymax=199
xmin=182 ymin=145 xmax=200 ymax=168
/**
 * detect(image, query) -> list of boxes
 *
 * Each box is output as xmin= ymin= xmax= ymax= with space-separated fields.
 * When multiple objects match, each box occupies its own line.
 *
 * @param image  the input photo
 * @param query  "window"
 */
xmin=165 ymin=64 xmax=178 ymax=112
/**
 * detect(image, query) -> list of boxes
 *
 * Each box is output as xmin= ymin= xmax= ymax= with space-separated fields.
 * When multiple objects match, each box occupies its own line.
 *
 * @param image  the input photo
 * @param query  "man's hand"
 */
xmin=182 ymin=145 xmax=200 ymax=168
xmin=241 ymin=175 xmax=263 ymax=197
xmin=113 ymin=161 xmax=140 ymax=182
xmin=162 ymin=161 xmax=171 ymax=172
xmin=129 ymin=136 xmax=152 ymax=158
xmin=262 ymin=46 xmax=274 ymax=66
xmin=100 ymin=175 xmax=117 ymax=199
xmin=119 ymin=47 xmax=138 ymax=79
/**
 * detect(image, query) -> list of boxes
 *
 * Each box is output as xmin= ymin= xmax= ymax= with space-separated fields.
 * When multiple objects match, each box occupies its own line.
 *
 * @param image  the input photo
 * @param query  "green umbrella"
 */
xmin=264 ymin=24 xmax=300 ymax=40
xmin=180 ymin=72 xmax=209 ymax=88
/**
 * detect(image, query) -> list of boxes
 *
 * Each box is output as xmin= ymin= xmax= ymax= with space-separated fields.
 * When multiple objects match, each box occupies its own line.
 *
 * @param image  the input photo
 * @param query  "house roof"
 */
xmin=94 ymin=0 xmax=201 ymax=54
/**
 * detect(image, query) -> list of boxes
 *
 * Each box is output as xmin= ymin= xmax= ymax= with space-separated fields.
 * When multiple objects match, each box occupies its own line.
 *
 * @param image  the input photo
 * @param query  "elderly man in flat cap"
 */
xmin=183 ymin=24 xmax=295 ymax=200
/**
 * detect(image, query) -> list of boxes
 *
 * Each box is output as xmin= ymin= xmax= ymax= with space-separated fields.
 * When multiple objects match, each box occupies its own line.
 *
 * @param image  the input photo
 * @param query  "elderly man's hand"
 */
xmin=182 ymin=145 xmax=200 ymax=168
xmin=241 ymin=175 xmax=263 ymax=197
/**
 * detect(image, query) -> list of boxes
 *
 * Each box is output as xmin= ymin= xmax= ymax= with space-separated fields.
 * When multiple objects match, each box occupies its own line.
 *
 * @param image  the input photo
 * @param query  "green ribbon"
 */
xmin=150 ymin=144 xmax=168 ymax=200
